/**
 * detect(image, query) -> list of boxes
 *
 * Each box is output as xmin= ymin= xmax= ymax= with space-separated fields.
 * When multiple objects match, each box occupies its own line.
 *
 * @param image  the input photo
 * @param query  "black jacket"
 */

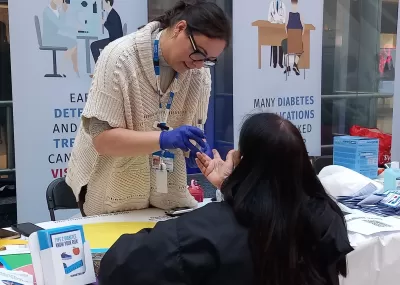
xmin=98 ymin=201 xmax=352 ymax=285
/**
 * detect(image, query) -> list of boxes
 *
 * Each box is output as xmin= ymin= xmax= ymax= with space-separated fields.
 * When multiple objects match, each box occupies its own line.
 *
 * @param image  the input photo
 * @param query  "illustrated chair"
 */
xmin=34 ymin=15 xmax=68 ymax=78
xmin=283 ymin=29 xmax=306 ymax=80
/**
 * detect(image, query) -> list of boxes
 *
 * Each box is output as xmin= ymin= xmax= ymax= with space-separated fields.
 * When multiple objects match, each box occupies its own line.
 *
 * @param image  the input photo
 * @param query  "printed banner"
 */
xmin=232 ymin=0 xmax=323 ymax=155
xmin=392 ymin=5 xmax=400 ymax=161
xmin=9 ymin=0 xmax=148 ymax=222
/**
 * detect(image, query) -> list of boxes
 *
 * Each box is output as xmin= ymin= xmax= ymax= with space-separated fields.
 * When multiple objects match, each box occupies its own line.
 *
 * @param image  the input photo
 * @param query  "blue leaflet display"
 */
xmin=380 ymin=191 xmax=400 ymax=208
xmin=338 ymin=190 xmax=400 ymax=217
xmin=37 ymin=226 xmax=86 ymax=277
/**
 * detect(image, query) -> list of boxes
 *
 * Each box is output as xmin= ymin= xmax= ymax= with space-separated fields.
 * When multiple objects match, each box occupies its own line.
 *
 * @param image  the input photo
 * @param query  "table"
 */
xmin=338 ymin=202 xmax=400 ymax=285
xmin=45 ymin=206 xmax=400 ymax=285
xmin=42 ymin=210 xmax=400 ymax=285
xmin=342 ymin=228 xmax=400 ymax=285
xmin=251 ymin=20 xmax=316 ymax=70
xmin=0 ymin=201 xmax=210 ymax=284
xmin=3 ymin=200 xmax=400 ymax=285
xmin=77 ymin=35 xmax=98 ymax=74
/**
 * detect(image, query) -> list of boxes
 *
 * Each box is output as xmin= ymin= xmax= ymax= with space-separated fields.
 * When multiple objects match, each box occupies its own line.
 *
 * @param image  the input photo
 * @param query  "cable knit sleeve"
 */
xmin=82 ymin=42 xmax=131 ymax=130
xmin=192 ymin=69 xmax=212 ymax=127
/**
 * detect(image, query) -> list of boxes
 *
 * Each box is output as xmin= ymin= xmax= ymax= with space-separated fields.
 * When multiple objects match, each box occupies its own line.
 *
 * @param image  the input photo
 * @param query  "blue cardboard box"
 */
xmin=333 ymin=136 xmax=379 ymax=179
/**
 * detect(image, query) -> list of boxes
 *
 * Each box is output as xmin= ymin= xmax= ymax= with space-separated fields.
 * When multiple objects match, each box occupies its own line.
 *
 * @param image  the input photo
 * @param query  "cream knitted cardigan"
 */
xmin=66 ymin=22 xmax=211 ymax=216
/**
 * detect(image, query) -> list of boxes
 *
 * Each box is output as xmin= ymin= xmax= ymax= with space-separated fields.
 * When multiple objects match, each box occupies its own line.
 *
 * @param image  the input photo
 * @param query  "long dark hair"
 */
xmin=151 ymin=0 xmax=231 ymax=46
xmin=221 ymin=113 xmax=350 ymax=285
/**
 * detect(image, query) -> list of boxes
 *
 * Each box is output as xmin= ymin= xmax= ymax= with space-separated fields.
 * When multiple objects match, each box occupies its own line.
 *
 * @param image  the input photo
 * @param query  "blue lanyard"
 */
xmin=153 ymin=30 xmax=178 ymax=125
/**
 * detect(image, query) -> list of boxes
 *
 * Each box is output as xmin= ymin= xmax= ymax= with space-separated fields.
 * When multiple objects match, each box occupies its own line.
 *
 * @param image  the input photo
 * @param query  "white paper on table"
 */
xmin=346 ymin=214 xmax=400 ymax=235
xmin=0 ymin=245 xmax=30 ymax=256
xmin=0 ymin=268 xmax=33 ymax=284
xmin=0 ymin=269 xmax=30 ymax=279
xmin=357 ymin=194 xmax=385 ymax=206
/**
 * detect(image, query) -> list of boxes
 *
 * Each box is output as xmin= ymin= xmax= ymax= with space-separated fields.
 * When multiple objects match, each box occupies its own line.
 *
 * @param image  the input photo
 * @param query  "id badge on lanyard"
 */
xmin=152 ymin=30 xmax=178 ymax=193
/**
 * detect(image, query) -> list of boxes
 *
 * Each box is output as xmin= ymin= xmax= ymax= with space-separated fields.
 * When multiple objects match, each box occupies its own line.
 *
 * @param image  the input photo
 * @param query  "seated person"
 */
xmin=90 ymin=0 xmax=123 ymax=64
xmin=43 ymin=0 xmax=79 ymax=77
xmin=282 ymin=0 xmax=304 ymax=76
xmin=98 ymin=112 xmax=353 ymax=285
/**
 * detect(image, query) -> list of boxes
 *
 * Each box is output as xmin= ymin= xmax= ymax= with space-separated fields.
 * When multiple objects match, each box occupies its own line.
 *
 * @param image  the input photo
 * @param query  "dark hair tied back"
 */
xmin=152 ymin=0 xmax=231 ymax=46
xmin=153 ymin=1 xmax=188 ymax=28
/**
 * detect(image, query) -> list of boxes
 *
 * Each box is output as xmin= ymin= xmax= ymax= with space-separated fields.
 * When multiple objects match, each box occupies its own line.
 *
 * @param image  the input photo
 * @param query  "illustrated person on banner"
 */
xmin=90 ymin=0 xmax=123 ymax=65
xmin=268 ymin=0 xmax=286 ymax=68
xmin=282 ymin=0 xmax=304 ymax=76
xmin=42 ymin=0 xmax=79 ymax=77
xmin=66 ymin=1 xmax=232 ymax=216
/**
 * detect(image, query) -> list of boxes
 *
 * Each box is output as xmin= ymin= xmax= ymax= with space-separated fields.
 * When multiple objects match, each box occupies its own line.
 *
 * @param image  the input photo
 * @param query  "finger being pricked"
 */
xmin=195 ymin=158 xmax=207 ymax=173
xmin=196 ymin=152 xmax=212 ymax=165
xmin=212 ymin=149 xmax=221 ymax=160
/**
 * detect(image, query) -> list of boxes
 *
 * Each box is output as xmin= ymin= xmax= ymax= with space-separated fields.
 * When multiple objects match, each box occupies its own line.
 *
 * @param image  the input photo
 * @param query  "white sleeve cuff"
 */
xmin=216 ymin=189 xmax=224 ymax=202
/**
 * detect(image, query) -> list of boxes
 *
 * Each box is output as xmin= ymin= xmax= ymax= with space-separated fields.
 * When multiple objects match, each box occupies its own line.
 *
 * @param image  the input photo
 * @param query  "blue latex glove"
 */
xmin=186 ymin=141 xmax=213 ymax=168
xmin=159 ymin=125 xmax=206 ymax=154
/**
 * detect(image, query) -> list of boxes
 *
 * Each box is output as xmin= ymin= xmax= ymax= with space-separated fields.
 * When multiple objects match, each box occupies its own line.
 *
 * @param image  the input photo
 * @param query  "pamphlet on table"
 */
xmin=29 ymin=225 xmax=96 ymax=285
xmin=0 ymin=268 xmax=33 ymax=285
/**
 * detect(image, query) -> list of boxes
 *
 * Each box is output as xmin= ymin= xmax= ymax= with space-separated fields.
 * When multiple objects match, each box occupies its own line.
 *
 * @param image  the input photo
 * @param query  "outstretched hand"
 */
xmin=195 ymin=149 xmax=240 ymax=189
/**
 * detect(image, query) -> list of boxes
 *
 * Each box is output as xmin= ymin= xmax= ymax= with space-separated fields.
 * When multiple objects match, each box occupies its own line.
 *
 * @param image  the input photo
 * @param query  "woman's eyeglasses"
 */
xmin=188 ymin=31 xmax=217 ymax=67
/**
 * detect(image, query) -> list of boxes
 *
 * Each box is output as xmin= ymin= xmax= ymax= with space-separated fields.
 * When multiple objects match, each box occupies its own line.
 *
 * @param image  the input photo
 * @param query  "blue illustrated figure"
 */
xmin=286 ymin=1 xmax=303 ymax=31
xmin=43 ymin=0 xmax=79 ymax=76
xmin=282 ymin=0 xmax=304 ymax=76
xmin=90 ymin=0 xmax=123 ymax=63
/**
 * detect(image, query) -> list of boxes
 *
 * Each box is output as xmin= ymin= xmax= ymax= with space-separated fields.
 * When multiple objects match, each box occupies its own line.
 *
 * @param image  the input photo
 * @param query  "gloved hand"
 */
xmin=159 ymin=125 xmax=206 ymax=154
xmin=186 ymin=141 xmax=213 ymax=168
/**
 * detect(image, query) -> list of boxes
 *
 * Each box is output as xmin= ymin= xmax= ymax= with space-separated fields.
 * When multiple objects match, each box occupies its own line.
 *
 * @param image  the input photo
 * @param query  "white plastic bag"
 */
xmin=318 ymin=165 xmax=383 ymax=198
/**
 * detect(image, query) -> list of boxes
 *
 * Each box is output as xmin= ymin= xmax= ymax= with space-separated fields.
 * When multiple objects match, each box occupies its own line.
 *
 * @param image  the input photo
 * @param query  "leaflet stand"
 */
xmin=29 ymin=228 xmax=96 ymax=285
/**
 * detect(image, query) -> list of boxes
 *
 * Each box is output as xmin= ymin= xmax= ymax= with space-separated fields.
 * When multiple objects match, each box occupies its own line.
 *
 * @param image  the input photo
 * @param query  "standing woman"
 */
xmin=66 ymin=1 xmax=231 ymax=216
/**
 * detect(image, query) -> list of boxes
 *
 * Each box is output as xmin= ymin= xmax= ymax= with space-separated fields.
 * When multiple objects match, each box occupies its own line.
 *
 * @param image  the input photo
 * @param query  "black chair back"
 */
xmin=46 ymin=177 xmax=78 ymax=221
xmin=313 ymin=155 xmax=333 ymax=174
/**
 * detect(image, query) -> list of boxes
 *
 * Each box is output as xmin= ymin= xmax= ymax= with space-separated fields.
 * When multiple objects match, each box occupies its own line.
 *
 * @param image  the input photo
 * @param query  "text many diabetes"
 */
xmin=278 ymin=96 xmax=314 ymax=106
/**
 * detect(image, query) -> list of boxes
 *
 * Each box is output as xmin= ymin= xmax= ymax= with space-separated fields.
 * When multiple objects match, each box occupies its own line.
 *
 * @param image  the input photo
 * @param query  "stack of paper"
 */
xmin=345 ymin=213 xmax=400 ymax=235
xmin=0 ymin=268 xmax=33 ymax=284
